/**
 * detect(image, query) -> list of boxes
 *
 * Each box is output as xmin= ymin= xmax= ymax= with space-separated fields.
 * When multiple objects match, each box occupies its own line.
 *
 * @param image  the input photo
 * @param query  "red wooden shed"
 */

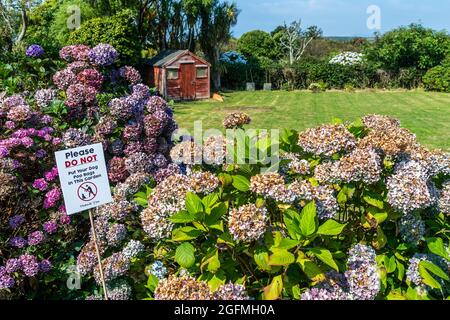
xmin=144 ymin=50 xmax=211 ymax=101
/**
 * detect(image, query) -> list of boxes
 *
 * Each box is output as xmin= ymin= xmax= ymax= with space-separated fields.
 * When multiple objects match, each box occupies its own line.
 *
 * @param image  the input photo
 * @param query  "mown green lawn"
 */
xmin=173 ymin=90 xmax=450 ymax=151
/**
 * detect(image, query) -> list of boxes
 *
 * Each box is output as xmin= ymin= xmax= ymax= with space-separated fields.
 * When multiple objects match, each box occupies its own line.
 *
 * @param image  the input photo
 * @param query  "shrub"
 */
xmin=137 ymin=114 xmax=450 ymax=301
xmin=423 ymin=65 xmax=450 ymax=92
xmin=344 ymin=83 xmax=356 ymax=92
xmin=308 ymin=81 xmax=326 ymax=93
xmin=68 ymin=10 xmax=141 ymax=65
xmin=0 ymin=43 xmax=177 ymax=299
xmin=364 ymin=24 xmax=450 ymax=71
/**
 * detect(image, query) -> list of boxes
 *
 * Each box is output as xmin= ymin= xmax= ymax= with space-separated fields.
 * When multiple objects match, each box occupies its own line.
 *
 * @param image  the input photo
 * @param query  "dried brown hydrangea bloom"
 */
xmin=189 ymin=171 xmax=221 ymax=194
xmin=93 ymin=252 xmax=130 ymax=284
xmin=114 ymin=173 xmax=151 ymax=200
xmin=77 ymin=240 xmax=107 ymax=276
xmin=170 ymin=141 xmax=203 ymax=165
xmin=99 ymin=199 xmax=137 ymax=221
xmin=140 ymin=205 xmax=174 ymax=240
xmin=202 ymin=135 xmax=229 ymax=165
xmin=0 ymin=171 xmax=19 ymax=201
xmin=213 ymin=283 xmax=250 ymax=300
xmin=297 ymin=124 xmax=356 ymax=157
xmin=386 ymin=161 xmax=437 ymax=213
xmin=314 ymin=161 xmax=341 ymax=184
xmin=149 ymin=174 xmax=192 ymax=214
xmin=358 ymin=127 xmax=417 ymax=157
xmin=288 ymin=180 xmax=338 ymax=220
xmin=405 ymin=145 xmax=450 ymax=177
xmin=337 ymin=147 xmax=381 ymax=184
xmin=250 ymin=172 xmax=296 ymax=203
xmin=155 ymin=275 xmax=213 ymax=300
xmin=362 ymin=114 xmax=401 ymax=131
xmin=228 ymin=204 xmax=268 ymax=242
xmin=141 ymin=174 xmax=192 ymax=240
xmin=280 ymin=152 xmax=311 ymax=175
xmin=223 ymin=112 xmax=251 ymax=129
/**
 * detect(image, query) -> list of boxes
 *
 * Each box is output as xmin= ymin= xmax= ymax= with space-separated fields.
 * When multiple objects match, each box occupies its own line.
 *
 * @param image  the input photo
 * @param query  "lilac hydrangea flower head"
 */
xmin=39 ymin=259 xmax=52 ymax=273
xmin=0 ymin=272 xmax=15 ymax=289
xmin=28 ymin=231 xmax=45 ymax=246
xmin=88 ymin=44 xmax=118 ymax=66
xmin=43 ymin=187 xmax=62 ymax=209
xmin=59 ymin=214 xmax=71 ymax=225
xmin=44 ymin=167 xmax=59 ymax=181
xmin=59 ymin=45 xmax=91 ymax=62
xmin=19 ymin=254 xmax=40 ymax=277
xmin=9 ymin=214 xmax=25 ymax=228
xmin=34 ymin=89 xmax=57 ymax=109
xmin=5 ymin=258 xmax=22 ymax=273
xmin=43 ymin=220 xmax=58 ymax=234
xmin=26 ymin=44 xmax=45 ymax=58
xmin=10 ymin=236 xmax=27 ymax=248
xmin=5 ymin=121 xmax=15 ymax=130
xmin=32 ymin=178 xmax=48 ymax=191
xmin=345 ymin=244 xmax=380 ymax=300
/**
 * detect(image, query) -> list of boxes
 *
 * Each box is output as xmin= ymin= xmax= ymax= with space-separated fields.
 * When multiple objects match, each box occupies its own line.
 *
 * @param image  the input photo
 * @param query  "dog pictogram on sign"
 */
xmin=77 ymin=182 xmax=98 ymax=202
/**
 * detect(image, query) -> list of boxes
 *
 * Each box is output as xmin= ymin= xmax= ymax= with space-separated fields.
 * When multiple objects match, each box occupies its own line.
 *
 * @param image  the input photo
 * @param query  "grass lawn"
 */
xmin=173 ymin=90 xmax=450 ymax=151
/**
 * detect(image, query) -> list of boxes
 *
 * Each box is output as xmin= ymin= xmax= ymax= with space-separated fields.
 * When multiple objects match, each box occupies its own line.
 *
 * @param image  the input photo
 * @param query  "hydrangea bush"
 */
xmin=329 ymin=51 xmax=364 ymax=66
xmin=137 ymin=114 xmax=449 ymax=301
xmin=0 ymin=43 xmax=176 ymax=299
xmin=1 ymin=43 xmax=449 ymax=301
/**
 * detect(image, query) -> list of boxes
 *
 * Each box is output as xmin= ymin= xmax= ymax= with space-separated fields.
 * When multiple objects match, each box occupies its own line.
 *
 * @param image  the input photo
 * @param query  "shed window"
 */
xmin=196 ymin=67 xmax=208 ymax=78
xmin=167 ymin=69 xmax=179 ymax=80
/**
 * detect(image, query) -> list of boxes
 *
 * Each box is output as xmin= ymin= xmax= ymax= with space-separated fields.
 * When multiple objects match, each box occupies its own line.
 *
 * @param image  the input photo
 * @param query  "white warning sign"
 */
xmin=55 ymin=143 xmax=112 ymax=215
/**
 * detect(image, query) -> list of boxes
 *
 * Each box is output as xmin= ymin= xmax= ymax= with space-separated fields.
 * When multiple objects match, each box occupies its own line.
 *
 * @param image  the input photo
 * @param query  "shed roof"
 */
xmin=145 ymin=50 xmax=211 ymax=67
xmin=146 ymin=50 xmax=187 ymax=67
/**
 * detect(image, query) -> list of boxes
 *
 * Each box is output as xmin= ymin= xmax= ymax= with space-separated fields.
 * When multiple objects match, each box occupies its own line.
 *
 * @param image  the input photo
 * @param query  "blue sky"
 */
xmin=232 ymin=0 xmax=450 ymax=37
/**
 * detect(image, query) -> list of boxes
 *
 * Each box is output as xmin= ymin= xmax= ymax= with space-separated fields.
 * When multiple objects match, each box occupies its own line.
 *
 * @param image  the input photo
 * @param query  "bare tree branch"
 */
xmin=279 ymin=19 xmax=322 ymax=65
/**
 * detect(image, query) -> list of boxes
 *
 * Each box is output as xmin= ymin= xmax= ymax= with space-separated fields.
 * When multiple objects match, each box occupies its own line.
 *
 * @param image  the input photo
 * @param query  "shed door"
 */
xmin=180 ymin=63 xmax=196 ymax=100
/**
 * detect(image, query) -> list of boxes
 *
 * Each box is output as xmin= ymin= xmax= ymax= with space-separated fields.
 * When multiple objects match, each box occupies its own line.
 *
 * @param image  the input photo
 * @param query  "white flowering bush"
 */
xmin=136 ymin=114 xmax=449 ymax=301
xmin=329 ymin=51 xmax=364 ymax=66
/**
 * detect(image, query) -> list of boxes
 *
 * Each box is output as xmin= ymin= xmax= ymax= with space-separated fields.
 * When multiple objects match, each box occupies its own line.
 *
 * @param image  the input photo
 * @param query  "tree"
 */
xmin=198 ymin=0 xmax=239 ymax=91
xmin=68 ymin=9 xmax=141 ymax=64
xmin=49 ymin=0 xmax=99 ymax=46
xmin=0 ymin=0 xmax=42 ymax=49
xmin=364 ymin=23 xmax=450 ymax=71
xmin=279 ymin=20 xmax=322 ymax=65
xmin=237 ymin=30 xmax=280 ymax=60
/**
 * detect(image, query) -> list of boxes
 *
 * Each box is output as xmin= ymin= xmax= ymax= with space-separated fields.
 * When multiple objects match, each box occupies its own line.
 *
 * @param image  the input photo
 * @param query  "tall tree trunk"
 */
xmin=210 ymin=47 xmax=221 ymax=92
xmin=15 ymin=6 xmax=27 ymax=44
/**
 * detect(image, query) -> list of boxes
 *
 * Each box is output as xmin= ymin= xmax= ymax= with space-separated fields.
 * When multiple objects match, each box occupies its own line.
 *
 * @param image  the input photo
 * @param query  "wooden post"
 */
xmin=89 ymin=208 xmax=109 ymax=300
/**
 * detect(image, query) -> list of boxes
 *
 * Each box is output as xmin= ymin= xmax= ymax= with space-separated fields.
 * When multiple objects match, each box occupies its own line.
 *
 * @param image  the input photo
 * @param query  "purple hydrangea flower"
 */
xmin=52 ymin=137 xmax=63 ymax=146
xmin=10 ymin=236 xmax=27 ymax=248
xmin=5 ymin=121 xmax=15 ymax=129
xmin=26 ymin=44 xmax=45 ymax=58
xmin=0 ymin=146 xmax=9 ymax=158
xmin=5 ymin=258 xmax=22 ymax=273
xmin=32 ymin=178 xmax=48 ymax=191
xmin=19 ymin=254 xmax=39 ymax=277
xmin=44 ymin=167 xmax=59 ymax=182
xmin=0 ymin=273 xmax=15 ymax=289
xmin=38 ymin=259 xmax=52 ymax=273
xmin=21 ymin=137 xmax=34 ymax=148
xmin=41 ymin=115 xmax=53 ymax=124
xmin=43 ymin=220 xmax=58 ymax=234
xmin=35 ymin=149 xmax=47 ymax=158
xmin=43 ymin=187 xmax=61 ymax=209
xmin=9 ymin=215 xmax=25 ymax=228
xmin=88 ymin=44 xmax=118 ymax=66
xmin=59 ymin=214 xmax=71 ymax=225
xmin=27 ymin=231 xmax=45 ymax=246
